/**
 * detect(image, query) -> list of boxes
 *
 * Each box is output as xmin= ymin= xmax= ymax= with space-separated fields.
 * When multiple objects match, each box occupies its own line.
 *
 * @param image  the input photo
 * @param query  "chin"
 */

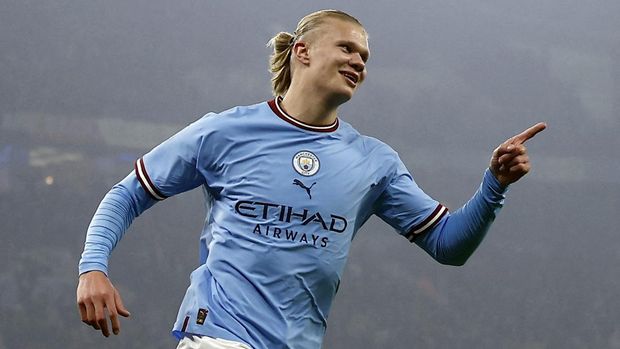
xmin=328 ymin=86 xmax=356 ymax=105
xmin=326 ymin=92 xmax=353 ymax=107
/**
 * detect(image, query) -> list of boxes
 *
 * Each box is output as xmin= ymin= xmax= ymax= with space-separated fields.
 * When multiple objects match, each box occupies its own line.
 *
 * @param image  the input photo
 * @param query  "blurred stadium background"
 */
xmin=1 ymin=1 xmax=619 ymax=348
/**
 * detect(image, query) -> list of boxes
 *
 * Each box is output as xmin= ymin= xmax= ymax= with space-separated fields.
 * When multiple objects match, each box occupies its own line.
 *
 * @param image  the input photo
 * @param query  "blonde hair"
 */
xmin=267 ymin=9 xmax=364 ymax=97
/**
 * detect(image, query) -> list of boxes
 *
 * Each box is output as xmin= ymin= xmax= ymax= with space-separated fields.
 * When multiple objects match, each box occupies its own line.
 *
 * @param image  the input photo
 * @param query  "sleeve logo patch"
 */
xmin=196 ymin=308 xmax=208 ymax=325
xmin=293 ymin=151 xmax=320 ymax=176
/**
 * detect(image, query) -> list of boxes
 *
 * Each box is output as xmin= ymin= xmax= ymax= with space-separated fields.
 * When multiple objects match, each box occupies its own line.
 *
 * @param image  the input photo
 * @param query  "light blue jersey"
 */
xmin=136 ymin=98 xmax=443 ymax=347
xmin=80 ymin=98 xmax=506 ymax=349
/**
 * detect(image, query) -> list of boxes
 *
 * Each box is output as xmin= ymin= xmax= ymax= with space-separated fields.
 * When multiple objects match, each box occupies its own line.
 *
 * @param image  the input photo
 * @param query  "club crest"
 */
xmin=292 ymin=151 xmax=320 ymax=176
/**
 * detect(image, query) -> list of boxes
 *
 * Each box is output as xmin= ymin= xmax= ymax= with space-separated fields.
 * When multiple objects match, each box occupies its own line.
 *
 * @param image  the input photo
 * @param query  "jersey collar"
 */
xmin=268 ymin=97 xmax=339 ymax=133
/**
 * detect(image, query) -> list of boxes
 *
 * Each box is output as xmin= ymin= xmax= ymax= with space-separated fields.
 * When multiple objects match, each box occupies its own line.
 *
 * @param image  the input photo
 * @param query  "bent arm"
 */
xmin=78 ymin=172 xmax=157 ymax=275
xmin=414 ymin=169 xmax=507 ymax=266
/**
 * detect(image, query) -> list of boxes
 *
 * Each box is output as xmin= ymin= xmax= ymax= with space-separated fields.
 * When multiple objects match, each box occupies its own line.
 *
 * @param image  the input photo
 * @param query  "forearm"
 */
xmin=415 ymin=169 xmax=507 ymax=266
xmin=78 ymin=173 xmax=156 ymax=275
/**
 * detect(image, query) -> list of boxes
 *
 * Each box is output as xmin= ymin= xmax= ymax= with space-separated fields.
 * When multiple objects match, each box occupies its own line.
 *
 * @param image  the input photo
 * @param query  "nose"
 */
xmin=349 ymin=53 xmax=365 ymax=73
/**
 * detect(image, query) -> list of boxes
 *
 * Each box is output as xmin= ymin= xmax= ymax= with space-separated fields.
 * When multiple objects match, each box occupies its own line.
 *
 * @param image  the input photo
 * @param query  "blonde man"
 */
xmin=77 ymin=9 xmax=545 ymax=349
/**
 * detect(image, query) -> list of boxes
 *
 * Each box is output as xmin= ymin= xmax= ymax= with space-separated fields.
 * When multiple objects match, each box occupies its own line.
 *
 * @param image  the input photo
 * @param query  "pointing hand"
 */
xmin=489 ymin=122 xmax=547 ymax=187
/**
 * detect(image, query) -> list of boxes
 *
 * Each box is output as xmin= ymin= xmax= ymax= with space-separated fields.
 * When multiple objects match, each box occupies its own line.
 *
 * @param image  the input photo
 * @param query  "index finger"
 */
xmin=511 ymin=122 xmax=547 ymax=145
xmin=78 ymin=302 xmax=88 ymax=323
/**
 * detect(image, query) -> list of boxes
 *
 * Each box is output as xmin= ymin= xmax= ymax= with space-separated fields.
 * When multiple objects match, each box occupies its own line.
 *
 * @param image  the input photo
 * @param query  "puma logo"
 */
xmin=293 ymin=179 xmax=316 ymax=199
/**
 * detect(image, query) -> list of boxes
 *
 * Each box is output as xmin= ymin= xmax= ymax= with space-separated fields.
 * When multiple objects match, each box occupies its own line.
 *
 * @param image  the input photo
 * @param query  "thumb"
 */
xmin=114 ymin=288 xmax=131 ymax=317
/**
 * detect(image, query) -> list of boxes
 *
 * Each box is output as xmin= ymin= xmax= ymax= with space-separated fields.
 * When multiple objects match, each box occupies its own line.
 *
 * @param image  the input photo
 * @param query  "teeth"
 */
xmin=343 ymin=73 xmax=356 ymax=83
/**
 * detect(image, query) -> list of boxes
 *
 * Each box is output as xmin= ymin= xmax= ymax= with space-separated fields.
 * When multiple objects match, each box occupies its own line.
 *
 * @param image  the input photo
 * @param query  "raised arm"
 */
xmin=414 ymin=123 xmax=547 ymax=265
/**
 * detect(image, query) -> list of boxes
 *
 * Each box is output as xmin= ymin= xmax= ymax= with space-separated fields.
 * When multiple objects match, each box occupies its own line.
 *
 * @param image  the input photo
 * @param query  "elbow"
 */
xmin=436 ymin=253 xmax=470 ymax=267
xmin=441 ymin=259 xmax=467 ymax=267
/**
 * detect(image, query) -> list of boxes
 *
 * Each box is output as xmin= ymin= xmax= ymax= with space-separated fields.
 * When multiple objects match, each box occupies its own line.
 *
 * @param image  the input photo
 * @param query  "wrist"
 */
xmin=485 ymin=168 xmax=509 ymax=194
xmin=78 ymin=262 xmax=108 ymax=277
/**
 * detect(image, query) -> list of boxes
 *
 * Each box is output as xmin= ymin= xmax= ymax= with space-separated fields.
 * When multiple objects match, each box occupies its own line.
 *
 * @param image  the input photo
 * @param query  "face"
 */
xmin=299 ymin=18 xmax=369 ymax=105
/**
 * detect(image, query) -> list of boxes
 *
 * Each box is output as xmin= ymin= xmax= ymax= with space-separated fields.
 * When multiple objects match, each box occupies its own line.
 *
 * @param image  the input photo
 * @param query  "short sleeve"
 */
xmin=373 ymin=157 xmax=448 ymax=241
xmin=134 ymin=116 xmax=211 ymax=200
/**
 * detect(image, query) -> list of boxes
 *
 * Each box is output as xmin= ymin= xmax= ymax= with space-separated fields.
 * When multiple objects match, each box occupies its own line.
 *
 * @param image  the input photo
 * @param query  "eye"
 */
xmin=340 ymin=44 xmax=352 ymax=53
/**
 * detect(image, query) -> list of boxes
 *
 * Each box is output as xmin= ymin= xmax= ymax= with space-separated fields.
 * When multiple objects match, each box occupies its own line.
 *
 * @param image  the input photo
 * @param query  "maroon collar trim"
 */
xmin=267 ymin=97 xmax=339 ymax=133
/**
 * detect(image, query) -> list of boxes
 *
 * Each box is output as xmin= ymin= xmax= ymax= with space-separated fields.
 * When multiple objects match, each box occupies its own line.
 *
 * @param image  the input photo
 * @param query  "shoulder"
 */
xmin=195 ymin=100 xmax=269 ymax=126
xmin=215 ymin=100 xmax=269 ymax=118
xmin=338 ymin=120 xmax=399 ymax=160
xmin=185 ymin=100 xmax=270 ymax=139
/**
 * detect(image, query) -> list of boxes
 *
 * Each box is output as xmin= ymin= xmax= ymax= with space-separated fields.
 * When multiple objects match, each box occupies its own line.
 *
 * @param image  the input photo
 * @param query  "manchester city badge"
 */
xmin=292 ymin=151 xmax=320 ymax=176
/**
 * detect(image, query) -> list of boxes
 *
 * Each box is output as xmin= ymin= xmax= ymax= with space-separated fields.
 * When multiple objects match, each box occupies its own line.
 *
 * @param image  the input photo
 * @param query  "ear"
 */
xmin=291 ymin=41 xmax=311 ymax=65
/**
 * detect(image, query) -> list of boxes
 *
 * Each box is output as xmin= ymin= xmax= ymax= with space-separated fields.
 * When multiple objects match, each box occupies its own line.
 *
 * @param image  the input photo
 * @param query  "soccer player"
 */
xmin=77 ymin=9 xmax=545 ymax=349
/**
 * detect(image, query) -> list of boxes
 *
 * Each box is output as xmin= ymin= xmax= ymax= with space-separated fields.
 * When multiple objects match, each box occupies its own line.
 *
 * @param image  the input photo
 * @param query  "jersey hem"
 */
xmin=172 ymin=329 xmax=252 ymax=348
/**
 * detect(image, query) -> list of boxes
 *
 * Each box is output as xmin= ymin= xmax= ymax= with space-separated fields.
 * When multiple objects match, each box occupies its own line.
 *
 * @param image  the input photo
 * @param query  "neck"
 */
xmin=280 ymin=83 xmax=341 ymax=126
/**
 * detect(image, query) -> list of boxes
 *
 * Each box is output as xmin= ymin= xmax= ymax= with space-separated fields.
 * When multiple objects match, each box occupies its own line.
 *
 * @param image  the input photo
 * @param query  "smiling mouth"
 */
xmin=341 ymin=71 xmax=359 ymax=86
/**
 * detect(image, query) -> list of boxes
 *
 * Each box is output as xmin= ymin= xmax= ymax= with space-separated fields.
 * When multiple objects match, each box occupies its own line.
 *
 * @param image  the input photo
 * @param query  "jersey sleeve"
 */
xmin=373 ymin=155 xmax=448 ymax=240
xmin=134 ymin=116 xmax=211 ymax=200
xmin=412 ymin=169 xmax=506 ymax=265
xmin=78 ymin=172 xmax=157 ymax=275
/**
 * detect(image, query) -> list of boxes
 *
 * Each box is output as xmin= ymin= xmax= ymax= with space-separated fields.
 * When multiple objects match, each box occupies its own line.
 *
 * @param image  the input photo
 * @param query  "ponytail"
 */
xmin=267 ymin=32 xmax=295 ymax=97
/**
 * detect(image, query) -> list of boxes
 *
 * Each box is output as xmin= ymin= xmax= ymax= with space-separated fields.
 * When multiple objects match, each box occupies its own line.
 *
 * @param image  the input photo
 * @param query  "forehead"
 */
xmin=314 ymin=18 xmax=369 ymax=48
